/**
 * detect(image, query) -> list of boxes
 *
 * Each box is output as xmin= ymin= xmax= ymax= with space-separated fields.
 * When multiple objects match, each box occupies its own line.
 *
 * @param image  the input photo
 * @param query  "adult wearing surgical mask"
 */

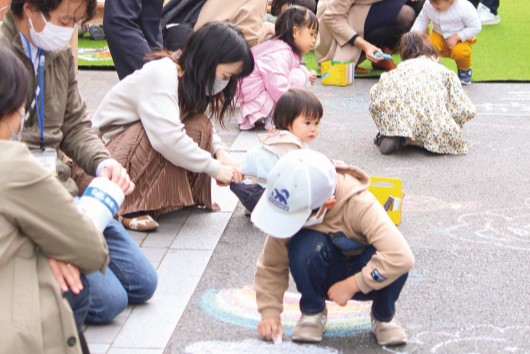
xmin=0 ymin=0 xmax=158 ymax=325
xmin=74 ymin=22 xmax=254 ymax=231
xmin=0 ymin=47 xmax=108 ymax=354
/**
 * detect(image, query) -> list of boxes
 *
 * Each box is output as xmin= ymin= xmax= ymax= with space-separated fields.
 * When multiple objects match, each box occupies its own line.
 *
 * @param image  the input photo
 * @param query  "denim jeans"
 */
xmin=85 ymin=219 xmax=158 ymax=324
xmin=288 ymin=229 xmax=408 ymax=322
xmin=64 ymin=276 xmax=90 ymax=329
xmin=229 ymin=182 xmax=265 ymax=212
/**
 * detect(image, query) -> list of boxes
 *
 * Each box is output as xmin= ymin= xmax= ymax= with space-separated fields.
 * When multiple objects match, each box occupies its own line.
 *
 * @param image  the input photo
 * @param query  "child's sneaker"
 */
xmin=458 ymin=68 xmax=472 ymax=85
xmin=371 ymin=315 xmax=407 ymax=346
xmin=479 ymin=8 xmax=500 ymax=25
xmin=292 ymin=308 xmax=327 ymax=342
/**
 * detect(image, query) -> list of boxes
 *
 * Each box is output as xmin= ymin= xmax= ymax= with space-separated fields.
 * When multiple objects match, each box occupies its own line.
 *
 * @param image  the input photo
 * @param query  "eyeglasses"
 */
xmin=56 ymin=14 xmax=86 ymax=26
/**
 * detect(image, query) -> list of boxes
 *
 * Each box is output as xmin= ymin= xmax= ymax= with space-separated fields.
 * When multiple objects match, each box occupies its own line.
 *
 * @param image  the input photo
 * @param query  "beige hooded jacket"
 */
xmin=255 ymin=164 xmax=414 ymax=320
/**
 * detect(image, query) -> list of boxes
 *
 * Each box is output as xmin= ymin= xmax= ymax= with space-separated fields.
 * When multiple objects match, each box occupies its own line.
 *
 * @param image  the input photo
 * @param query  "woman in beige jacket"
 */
xmin=0 ymin=48 xmax=109 ymax=354
xmin=315 ymin=0 xmax=425 ymax=71
xmin=194 ymin=0 xmax=269 ymax=47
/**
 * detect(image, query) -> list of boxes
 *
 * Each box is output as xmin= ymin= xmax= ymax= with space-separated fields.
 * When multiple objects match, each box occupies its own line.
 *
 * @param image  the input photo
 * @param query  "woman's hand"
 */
xmin=364 ymin=44 xmax=385 ymax=63
xmin=48 ymin=258 xmax=83 ymax=294
xmin=354 ymin=36 xmax=383 ymax=63
xmin=214 ymin=165 xmax=235 ymax=185
xmin=215 ymin=149 xmax=243 ymax=183
xmin=99 ymin=160 xmax=135 ymax=196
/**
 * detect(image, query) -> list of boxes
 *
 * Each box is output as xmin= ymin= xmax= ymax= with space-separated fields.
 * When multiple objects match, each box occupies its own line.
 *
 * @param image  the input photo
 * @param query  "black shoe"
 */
xmin=374 ymin=132 xmax=384 ymax=146
xmin=378 ymin=137 xmax=402 ymax=155
xmin=88 ymin=25 xmax=106 ymax=41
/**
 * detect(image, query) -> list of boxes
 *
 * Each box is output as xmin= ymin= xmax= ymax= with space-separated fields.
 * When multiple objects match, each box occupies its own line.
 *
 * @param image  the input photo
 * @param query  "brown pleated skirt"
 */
xmin=73 ymin=114 xmax=215 ymax=216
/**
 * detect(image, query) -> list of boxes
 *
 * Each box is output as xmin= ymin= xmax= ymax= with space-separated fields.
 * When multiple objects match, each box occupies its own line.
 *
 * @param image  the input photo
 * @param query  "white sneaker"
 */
xmin=371 ymin=315 xmax=407 ymax=346
xmin=479 ymin=8 xmax=500 ymax=25
xmin=476 ymin=3 xmax=490 ymax=15
xmin=292 ymin=308 xmax=327 ymax=342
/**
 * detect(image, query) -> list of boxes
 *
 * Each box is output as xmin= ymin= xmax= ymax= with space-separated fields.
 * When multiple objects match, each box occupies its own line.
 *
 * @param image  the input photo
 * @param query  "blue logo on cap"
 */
xmin=269 ymin=188 xmax=290 ymax=211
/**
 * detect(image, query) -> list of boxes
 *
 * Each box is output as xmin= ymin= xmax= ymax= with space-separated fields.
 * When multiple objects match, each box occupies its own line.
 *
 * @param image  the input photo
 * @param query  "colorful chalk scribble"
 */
xmin=199 ymin=285 xmax=371 ymax=337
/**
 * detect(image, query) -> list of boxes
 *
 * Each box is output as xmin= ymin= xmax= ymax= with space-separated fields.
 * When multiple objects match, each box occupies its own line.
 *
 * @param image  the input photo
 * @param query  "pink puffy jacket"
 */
xmin=238 ymin=39 xmax=309 ymax=130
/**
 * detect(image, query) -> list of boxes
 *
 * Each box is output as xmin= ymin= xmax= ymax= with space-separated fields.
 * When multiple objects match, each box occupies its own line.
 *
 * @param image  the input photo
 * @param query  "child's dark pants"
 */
xmin=229 ymin=182 xmax=265 ymax=212
xmin=288 ymin=229 xmax=408 ymax=322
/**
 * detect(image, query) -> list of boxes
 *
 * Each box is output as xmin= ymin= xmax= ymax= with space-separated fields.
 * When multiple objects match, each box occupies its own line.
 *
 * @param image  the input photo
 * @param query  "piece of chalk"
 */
xmin=273 ymin=335 xmax=283 ymax=345
xmin=374 ymin=52 xmax=392 ymax=60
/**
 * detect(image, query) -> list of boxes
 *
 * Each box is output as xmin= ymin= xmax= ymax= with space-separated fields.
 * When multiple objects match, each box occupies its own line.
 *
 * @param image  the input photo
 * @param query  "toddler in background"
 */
xmin=238 ymin=6 xmax=318 ymax=130
xmin=262 ymin=0 xmax=317 ymax=40
xmin=230 ymin=88 xmax=322 ymax=213
xmin=370 ymin=32 xmax=476 ymax=155
xmin=411 ymin=0 xmax=481 ymax=85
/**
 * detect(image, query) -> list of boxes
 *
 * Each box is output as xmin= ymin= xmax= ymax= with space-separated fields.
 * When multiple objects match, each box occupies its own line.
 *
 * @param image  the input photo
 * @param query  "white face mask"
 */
xmin=207 ymin=77 xmax=230 ymax=96
xmin=303 ymin=206 xmax=328 ymax=227
xmin=28 ymin=12 xmax=74 ymax=51
xmin=7 ymin=110 xmax=25 ymax=142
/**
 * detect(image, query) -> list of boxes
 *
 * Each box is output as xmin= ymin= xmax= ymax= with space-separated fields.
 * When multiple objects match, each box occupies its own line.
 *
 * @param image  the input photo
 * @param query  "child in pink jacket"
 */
xmin=238 ymin=6 xmax=318 ymax=130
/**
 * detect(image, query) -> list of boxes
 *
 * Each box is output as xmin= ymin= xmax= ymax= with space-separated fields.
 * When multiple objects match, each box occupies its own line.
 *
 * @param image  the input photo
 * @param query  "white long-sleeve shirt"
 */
xmin=411 ymin=0 xmax=481 ymax=41
xmin=92 ymin=57 xmax=226 ymax=177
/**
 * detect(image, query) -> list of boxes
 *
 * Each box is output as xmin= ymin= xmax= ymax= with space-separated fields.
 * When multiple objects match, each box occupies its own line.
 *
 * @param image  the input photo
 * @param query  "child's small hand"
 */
xmin=258 ymin=317 xmax=284 ymax=342
xmin=328 ymin=276 xmax=359 ymax=306
xmin=309 ymin=70 xmax=317 ymax=86
xmin=446 ymin=34 xmax=461 ymax=50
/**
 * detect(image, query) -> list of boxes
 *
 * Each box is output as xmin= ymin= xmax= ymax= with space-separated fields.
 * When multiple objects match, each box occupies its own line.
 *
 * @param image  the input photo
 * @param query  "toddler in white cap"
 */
xmin=252 ymin=149 xmax=414 ymax=347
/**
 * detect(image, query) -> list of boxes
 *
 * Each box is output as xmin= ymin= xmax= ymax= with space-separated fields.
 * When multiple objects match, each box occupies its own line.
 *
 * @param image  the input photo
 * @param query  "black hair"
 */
xmin=271 ymin=0 xmax=317 ymax=17
xmin=11 ymin=0 xmax=97 ymax=24
xmin=177 ymin=22 xmax=253 ymax=126
xmin=398 ymin=32 xmax=438 ymax=61
xmin=273 ymin=6 xmax=318 ymax=56
xmin=0 ymin=48 xmax=30 ymax=119
xmin=272 ymin=87 xmax=323 ymax=130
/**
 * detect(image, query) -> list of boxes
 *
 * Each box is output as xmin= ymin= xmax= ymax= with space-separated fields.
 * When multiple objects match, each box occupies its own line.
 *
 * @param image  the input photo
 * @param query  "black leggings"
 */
xmin=364 ymin=0 xmax=426 ymax=50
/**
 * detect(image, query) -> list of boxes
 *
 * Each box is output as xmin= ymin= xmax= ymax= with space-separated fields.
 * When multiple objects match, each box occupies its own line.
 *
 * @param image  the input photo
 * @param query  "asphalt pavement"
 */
xmin=78 ymin=71 xmax=530 ymax=354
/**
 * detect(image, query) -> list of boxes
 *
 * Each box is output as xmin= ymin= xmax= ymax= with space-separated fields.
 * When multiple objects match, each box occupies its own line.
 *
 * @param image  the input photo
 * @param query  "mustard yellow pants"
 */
xmin=429 ymin=31 xmax=476 ymax=70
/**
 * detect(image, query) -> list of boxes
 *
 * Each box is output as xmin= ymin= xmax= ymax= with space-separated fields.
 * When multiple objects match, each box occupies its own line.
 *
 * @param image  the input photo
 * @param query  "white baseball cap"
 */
xmin=251 ymin=149 xmax=336 ymax=238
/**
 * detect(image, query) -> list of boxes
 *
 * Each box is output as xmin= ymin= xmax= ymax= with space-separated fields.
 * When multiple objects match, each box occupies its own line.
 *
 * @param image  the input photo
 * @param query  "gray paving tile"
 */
xmin=143 ymin=210 xmax=190 ymax=248
xmin=112 ymin=249 xmax=212 ymax=349
xmin=169 ymin=212 xmax=231 ymax=250
xmin=211 ymin=181 xmax=239 ymax=212
xmin=84 ymin=324 xmax=123 ymax=344
xmin=87 ymin=343 xmax=110 ymax=354
xmin=128 ymin=230 xmax=147 ymax=246
xmin=229 ymin=131 xmax=261 ymax=152
xmin=107 ymin=348 xmax=163 ymax=354
xmin=141 ymin=247 xmax=167 ymax=269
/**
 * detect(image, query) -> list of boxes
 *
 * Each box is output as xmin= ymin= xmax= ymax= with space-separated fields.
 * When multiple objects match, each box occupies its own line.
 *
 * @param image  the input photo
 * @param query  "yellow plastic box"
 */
xmin=320 ymin=60 xmax=354 ymax=86
xmin=368 ymin=176 xmax=404 ymax=225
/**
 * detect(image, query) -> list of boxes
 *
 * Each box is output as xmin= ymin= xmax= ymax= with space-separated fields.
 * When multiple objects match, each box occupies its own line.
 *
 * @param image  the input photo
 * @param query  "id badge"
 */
xmin=31 ymin=149 xmax=57 ymax=176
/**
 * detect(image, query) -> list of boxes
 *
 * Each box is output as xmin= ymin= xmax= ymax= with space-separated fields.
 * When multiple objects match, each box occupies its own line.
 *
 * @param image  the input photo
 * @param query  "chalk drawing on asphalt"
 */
xmin=320 ymin=96 xmax=369 ymax=113
xmin=383 ymin=325 xmax=530 ymax=354
xmin=403 ymin=195 xmax=478 ymax=213
xmin=444 ymin=199 xmax=530 ymax=251
xmin=185 ymin=339 xmax=339 ymax=354
xmin=476 ymin=90 xmax=530 ymax=117
xmin=199 ymin=285 xmax=371 ymax=337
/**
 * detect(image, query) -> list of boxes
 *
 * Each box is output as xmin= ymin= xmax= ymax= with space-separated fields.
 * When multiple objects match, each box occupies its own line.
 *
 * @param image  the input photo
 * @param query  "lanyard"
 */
xmin=22 ymin=35 xmax=46 ymax=150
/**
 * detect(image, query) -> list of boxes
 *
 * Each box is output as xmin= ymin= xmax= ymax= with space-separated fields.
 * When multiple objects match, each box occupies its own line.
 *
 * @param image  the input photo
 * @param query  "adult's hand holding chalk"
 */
xmin=375 ymin=52 xmax=393 ymax=60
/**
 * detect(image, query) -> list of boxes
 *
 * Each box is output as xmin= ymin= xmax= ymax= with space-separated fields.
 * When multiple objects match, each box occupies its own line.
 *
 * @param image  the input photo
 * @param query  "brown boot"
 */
xmin=372 ymin=47 xmax=396 ymax=71
xmin=355 ymin=52 xmax=370 ymax=74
